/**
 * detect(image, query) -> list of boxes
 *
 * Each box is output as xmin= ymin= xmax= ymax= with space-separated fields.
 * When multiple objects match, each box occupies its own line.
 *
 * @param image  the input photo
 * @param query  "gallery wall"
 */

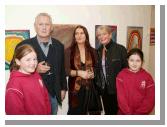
xmin=5 ymin=5 xmax=155 ymax=114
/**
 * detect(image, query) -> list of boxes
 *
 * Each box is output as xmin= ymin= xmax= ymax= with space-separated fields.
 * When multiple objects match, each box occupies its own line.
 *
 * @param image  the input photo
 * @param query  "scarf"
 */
xmin=69 ymin=45 xmax=94 ymax=109
xmin=71 ymin=45 xmax=93 ymax=92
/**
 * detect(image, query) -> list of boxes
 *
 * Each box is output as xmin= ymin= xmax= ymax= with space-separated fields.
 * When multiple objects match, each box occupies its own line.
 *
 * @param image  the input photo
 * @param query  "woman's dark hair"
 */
xmin=10 ymin=44 xmax=36 ymax=71
xmin=70 ymin=25 xmax=95 ymax=64
xmin=127 ymin=48 xmax=144 ymax=62
xmin=70 ymin=25 xmax=91 ymax=49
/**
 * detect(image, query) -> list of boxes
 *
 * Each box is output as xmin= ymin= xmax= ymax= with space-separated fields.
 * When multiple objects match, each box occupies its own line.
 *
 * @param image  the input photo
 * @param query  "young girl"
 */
xmin=116 ymin=48 xmax=155 ymax=115
xmin=5 ymin=44 xmax=51 ymax=115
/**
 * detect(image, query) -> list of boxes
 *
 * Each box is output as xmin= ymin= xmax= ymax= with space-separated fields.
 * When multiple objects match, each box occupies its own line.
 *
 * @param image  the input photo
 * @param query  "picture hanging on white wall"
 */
xmin=5 ymin=30 xmax=30 ymax=70
xmin=127 ymin=26 xmax=143 ymax=51
xmin=150 ymin=28 xmax=155 ymax=45
xmin=95 ymin=25 xmax=117 ymax=49
xmin=51 ymin=24 xmax=78 ymax=50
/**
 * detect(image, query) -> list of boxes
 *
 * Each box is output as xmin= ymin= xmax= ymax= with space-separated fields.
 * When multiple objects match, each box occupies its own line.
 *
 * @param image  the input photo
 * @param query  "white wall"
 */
xmin=5 ymin=5 xmax=155 ymax=114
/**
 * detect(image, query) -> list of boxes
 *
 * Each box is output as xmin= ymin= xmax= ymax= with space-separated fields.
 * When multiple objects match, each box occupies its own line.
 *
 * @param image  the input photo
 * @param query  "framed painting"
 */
xmin=127 ymin=26 xmax=143 ymax=51
xmin=95 ymin=25 xmax=117 ymax=49
xmin=51 ymin=24 xmax=78 ymax=49
xmin=5 ymin=30 xmax=30 ymax=70
xmin=150 ymin=28 xmax=155 ymax=45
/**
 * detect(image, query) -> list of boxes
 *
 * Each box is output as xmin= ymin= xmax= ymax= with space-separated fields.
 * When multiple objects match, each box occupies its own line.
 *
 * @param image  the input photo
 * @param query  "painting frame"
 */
xmin=127 ymin=26 xmax=143 ymax=51
xmin=5 ymin=30 xmax=30 ymax=70
xmin=150 ymin=27 xmax=155 ymax=45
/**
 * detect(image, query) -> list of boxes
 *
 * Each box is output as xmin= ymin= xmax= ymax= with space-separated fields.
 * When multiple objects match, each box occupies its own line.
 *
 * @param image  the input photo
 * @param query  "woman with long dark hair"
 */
xmin=65 ymin=25 xmax=102 ymax=115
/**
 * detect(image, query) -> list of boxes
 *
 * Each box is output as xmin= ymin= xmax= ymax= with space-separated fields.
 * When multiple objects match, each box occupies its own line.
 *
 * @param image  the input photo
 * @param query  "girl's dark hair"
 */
xmin=70 ymin=25 xmax=95 ymax=64
xmin=10 ymin=44 xmax=36 ymax=71
xmin=127 ymin=48 xmax=144 ymax=62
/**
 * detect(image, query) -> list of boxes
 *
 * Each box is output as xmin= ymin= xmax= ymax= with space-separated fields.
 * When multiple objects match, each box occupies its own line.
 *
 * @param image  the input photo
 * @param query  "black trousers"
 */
xmin=102 ymin=88 xmax=118 ymax=115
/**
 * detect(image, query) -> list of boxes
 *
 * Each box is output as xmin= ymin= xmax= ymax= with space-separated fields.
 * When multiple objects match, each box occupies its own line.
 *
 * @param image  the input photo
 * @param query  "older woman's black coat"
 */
xmin=95 ymin=40 xmax=128 ymax=95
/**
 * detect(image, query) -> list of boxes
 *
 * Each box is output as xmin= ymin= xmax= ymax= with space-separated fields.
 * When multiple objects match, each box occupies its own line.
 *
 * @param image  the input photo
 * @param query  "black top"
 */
xmin=96 ymin=40 xmax=128 ymax=94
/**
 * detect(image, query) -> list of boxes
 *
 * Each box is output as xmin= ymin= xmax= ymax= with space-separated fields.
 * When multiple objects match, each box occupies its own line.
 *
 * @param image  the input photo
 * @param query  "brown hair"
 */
xmin=127 ymin=48 xmax=144 ymax=62
xmin=71 ymin=25 xmax=91 ymax=49
xmin=70 ymin=25 xmax=95 ymax=65
xmin=10 ymin=44 xmax=36 ymax=71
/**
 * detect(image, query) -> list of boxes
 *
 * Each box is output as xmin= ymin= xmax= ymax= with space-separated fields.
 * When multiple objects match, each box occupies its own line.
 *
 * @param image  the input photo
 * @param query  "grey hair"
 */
xmin=34 ymin=13 xmax=52 ymax=24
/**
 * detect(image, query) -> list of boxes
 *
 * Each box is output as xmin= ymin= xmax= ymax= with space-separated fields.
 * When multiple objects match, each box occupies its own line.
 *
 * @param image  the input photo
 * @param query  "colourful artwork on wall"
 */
xmin=5 ymin=30 xmax=30 ymax=70
xmin=127 ymin=26 xmax=143 ymax=51
xmin=95 ymin=25 xmax=117 ymax=49
xmin=51 ymin=24 xmax=78 ymax=49
xmin=150 ymin=28 xmax=155 ymax=45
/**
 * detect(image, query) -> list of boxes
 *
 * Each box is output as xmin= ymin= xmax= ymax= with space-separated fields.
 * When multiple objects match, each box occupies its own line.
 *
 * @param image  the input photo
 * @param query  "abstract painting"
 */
xmin=51 ymin=24 xmax=78 ymax=49
xmin=5 ymin=30 xmax=30 ymax=70
xmin=127 ymin=26 xmax=143 ymax=51
xmin=95 ymin=25 xmax=117 ymax=49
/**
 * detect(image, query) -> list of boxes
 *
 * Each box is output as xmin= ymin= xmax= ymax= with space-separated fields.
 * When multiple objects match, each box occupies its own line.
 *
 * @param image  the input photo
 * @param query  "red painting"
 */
xmin=150 ymin=28 xmax=155 ymax=45
xmin=127 ymin=27 xmax=143 ymax=51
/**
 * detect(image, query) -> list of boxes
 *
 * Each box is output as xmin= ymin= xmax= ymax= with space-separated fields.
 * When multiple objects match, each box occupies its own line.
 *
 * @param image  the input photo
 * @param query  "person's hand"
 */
xmin=88 ymin=70 xmax=94 ymax=79
xmin=36 ymin=61 xmax=50 ymax=73
xmin=78 ymin=70 xmax=94 ymax=79
xmin=61 ymin=90 xmax=66 ymax=101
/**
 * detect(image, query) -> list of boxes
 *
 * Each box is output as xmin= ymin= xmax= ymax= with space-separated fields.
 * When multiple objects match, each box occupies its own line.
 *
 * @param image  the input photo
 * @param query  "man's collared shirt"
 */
xmin=37 ymin=36 xmax=52 ymax=57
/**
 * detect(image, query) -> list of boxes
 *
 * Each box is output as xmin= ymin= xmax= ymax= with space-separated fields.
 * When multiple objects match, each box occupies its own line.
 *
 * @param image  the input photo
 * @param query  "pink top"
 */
xmin=116 ymin=68 xmax=155 ymax=115
xmin=6 ymin=71 xmax=51 ymax=115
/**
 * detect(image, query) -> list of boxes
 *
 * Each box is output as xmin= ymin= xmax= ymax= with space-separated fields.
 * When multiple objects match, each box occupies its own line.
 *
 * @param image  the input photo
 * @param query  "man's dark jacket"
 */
xmin=12 ymin=36 xmax=67 ymax=104
xmin=95 ymin=40 xmax=128 ymax=95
